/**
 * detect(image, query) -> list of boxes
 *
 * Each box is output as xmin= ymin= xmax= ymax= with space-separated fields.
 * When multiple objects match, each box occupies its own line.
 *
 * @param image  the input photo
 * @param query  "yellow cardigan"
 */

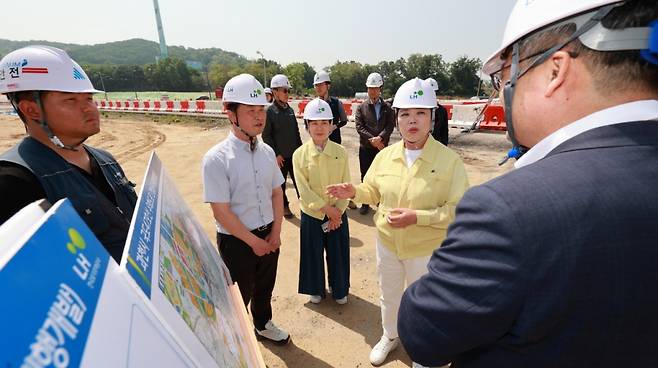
xmin=293 ymin=140 xmax=351 ymax=220
xmin=354 ymin=137 xmax=469 ymax=259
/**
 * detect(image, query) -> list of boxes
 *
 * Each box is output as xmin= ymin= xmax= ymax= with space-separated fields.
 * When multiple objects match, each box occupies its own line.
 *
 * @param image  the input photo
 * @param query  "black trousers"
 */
xmin=280 ymin=157 xmax=299 ymax=208
xmin=217 ymin=224 xmax=279 ymax=330
xmin=359 ymin=146 xmax=379 ymax=181
xmin=298 ymin=212 xmax=350 ymax=299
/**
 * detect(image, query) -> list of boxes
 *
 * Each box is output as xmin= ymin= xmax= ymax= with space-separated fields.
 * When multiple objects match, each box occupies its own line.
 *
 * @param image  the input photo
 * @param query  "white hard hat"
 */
xmin=482 ymin=0 xmax=627 ymax=74
xmin=365 ymin=72 xmax=383 ymax=87
xmin=424 ymin=77 xmax=439 ymax=91
xmin=222 ymin=73 xmax=268 ymax=105
xmin=0 ymin=45 xmax=102 ymax=94
xmin=392 ymin=78 xmax=437 ymax=109
xmin=303 ymin=98 xmax=333 ymax=120
xmin=264 ymin=87 xmax=272 ymax=94
xmin=313 ymin=71 xmax=331 ymax=85
xmin=270 ymin=74 xmax=292 ymax=89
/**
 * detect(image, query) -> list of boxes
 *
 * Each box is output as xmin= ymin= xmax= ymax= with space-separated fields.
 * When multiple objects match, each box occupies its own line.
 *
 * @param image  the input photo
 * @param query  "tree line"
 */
xmin=85 ymin=54 xmax=486 ymax=99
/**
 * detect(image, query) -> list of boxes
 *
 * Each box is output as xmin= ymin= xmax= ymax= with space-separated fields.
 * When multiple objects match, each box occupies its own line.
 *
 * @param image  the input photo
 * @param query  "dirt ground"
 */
xmin=0 ymin=112 xmax=514 ymax=367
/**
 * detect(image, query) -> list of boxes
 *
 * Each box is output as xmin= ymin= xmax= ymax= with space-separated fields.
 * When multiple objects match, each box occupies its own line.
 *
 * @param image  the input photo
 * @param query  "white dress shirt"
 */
xmin=202 ymin=132 xmax=284 ymax=234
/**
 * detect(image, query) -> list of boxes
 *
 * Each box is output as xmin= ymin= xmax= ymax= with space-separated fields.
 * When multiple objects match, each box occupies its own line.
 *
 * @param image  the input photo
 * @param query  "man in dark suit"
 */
xmin=425 ymin=77 xmax=449 ymax=146
xmin=398 ymin=1 xmax=658 ymax=367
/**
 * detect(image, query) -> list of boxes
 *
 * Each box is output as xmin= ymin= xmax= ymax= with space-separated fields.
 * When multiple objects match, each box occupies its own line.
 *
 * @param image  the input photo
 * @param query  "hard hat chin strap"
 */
xmin=232 ymin=116 xmax=257 ymax=151
xmin=499 ymin=4 xmax=617 ymax=165
xmin=32 ymin=92 xmax=82 ymax=151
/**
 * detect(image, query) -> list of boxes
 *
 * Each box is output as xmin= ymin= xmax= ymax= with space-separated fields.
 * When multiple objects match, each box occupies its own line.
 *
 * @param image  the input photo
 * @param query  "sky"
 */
xmin=3 ymin=0 xmax=517 ymax=71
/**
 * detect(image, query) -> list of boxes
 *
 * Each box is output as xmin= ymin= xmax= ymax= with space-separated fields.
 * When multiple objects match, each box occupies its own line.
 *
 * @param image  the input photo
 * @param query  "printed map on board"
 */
xmin=158 ymin=172 xmax=250 ymax=368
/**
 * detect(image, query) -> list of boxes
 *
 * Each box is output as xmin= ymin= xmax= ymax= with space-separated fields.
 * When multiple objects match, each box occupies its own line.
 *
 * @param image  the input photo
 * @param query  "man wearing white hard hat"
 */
xmin=354 ymin=72 xmax=395 ymax=215
xmin=327 ymin=78 xmax=469 ymax=367
xmin=0 ymin=45 xmax=137 ymax=263
xmin=262 ymin=74 xmax=302 ymax=219
xmin=264 ymin=87 xmax=273 ymax=104
xmin=424 ymin=78 xmax=449 ymax=146
xmin=202 ymin=73 xmax=290 ymax=345
xmin=399 ymin=1 xmax=658 ymax=367
xmin=313 ymin=70 xmax=348 ymax=144
xmin=293 ymin=98 xmax=351 ymax=305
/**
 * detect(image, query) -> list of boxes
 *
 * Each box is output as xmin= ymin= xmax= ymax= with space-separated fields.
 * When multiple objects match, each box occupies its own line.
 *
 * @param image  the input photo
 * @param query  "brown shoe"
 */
xmin=283 ymin=206 xmax=294 ymax=218
xmin=348 ymin=201 xmax=357 ymax=209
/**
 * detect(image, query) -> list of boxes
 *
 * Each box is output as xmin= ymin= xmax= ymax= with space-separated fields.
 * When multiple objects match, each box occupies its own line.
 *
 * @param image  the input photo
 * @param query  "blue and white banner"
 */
xmin=0 ymin=199 xmax=108 ymax=367
xmin=0 ymin=200 xmax=196 ymax=367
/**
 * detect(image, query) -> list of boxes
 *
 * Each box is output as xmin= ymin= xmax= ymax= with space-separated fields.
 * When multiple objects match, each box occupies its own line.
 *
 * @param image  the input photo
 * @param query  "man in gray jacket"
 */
xmin=262 ymin=74 xmax=302 ymax=218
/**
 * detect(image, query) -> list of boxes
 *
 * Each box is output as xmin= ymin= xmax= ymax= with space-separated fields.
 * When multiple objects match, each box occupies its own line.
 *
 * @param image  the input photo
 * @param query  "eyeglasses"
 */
xmin=490 ymin=47 xmax=580 ymax=92
xmin=489 ymin=48 xmax=549 ymax=92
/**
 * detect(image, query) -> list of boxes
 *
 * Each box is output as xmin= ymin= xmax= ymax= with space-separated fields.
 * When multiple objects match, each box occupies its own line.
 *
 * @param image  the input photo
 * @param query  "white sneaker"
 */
xmin=309 ymin=295 xmax=322 ymax=304
xmin=412 ymin=362 xmax=431 ymax=368
xmin=369 ymin=335 xmax=399 ymax=366
xmin=335 ymin=296 xmax=348 ymax=305
xmin=255 ymin=320 xmax=290 ymax=345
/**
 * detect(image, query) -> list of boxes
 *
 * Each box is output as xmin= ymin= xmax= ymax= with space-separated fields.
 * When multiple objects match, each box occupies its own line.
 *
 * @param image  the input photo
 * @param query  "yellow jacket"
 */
xmin=293 ymin=140 xmax=351 ymax=220
xmin=354 ymin=137 xmax=469 ymax=259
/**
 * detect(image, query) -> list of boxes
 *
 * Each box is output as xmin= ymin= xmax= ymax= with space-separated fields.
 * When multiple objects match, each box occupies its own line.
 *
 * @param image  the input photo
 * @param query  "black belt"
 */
xmin=252 ymin=223 xmax=272 ymax=233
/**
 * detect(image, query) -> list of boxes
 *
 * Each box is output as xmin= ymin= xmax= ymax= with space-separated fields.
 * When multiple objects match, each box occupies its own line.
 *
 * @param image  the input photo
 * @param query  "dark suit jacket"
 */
xmin=354 ymin=98 xmax=395 ymax=148
xmin=432 ymin=104 xmax=449 ymax=146
xmin=398 ymin=120 xmax=658 ymax=368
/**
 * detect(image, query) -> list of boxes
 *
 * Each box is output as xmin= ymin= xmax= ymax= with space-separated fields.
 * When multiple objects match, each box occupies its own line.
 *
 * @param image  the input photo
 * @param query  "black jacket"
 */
xmin=263 ymin=101 xmax=302 ymax=158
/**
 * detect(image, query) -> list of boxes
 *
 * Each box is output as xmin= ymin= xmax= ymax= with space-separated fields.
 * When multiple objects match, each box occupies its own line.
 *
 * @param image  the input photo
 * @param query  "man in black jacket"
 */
xmin=0 ymin=46 xmax=136 ymax=263
xmin=398 ymin=1 xmax=658 ymax=367
xmin=263 ymin=74 xmax=302 ymax=218
xmin=425 ymin=77 xmax=449 ymax=146
xmin=354 ymin=72 xmax=395 ymax=215
xmin=313 ymin=71 xmax=348 ymax=144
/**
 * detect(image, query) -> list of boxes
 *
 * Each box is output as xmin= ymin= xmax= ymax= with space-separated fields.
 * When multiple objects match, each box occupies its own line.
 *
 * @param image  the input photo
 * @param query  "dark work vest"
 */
xmin=327 ymin=96 xmax=342 ymax=144
xmin=0 ymin=138 xmax=137 ymax=262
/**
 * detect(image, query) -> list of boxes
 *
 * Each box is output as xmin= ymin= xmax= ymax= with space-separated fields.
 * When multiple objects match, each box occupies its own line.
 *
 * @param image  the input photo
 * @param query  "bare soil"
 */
xmin=0 ymin=113 xmax=513 ymax=368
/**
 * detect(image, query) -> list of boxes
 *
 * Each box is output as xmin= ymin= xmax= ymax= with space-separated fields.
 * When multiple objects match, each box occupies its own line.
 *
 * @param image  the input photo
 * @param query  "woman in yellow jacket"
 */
xmin=327 ymin=78 xmax=469 ymax=366
xmin=293 ymin=98 xmax=351 ymax=305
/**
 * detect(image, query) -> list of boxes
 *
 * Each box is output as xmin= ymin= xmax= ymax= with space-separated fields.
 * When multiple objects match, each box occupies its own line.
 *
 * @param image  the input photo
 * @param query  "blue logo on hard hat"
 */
xmin=21 ymin=59 xmax=28 ymax=67
xmin=73 ymin=67 xmax=85 ymax=80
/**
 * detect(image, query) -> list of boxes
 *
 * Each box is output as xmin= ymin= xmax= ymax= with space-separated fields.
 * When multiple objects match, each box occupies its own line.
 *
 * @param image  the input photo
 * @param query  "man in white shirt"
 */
xmin=399 ymin=1 xmax=658 ymax=367
xmin=202 ymin=73 xmax=290 ymax=345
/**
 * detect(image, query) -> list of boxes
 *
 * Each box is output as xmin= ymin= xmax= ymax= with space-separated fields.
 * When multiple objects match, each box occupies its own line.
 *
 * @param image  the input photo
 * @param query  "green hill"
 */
xmin=0 ymin=38 xmax=248 ymax=67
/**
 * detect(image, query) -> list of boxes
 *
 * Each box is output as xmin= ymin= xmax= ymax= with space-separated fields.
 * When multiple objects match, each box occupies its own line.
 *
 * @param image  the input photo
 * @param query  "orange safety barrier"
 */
xmin=297 ymin=99 xmax=309 ymax=117
xmin=343 ymin=103 xmax=352 ymax=117
xmin=180 ymin=100 xmax=190 ymax=113
xmin=195 ymin=100 xmax=205 ymax=113
xmin=479 ymin=105 xmax=507 ymax=131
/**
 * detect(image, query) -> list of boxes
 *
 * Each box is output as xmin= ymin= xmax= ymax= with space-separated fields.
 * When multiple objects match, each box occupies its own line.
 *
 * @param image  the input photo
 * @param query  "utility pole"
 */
xmin=153 ymin=0 xmax=169 ymax=60
xmin=256 ymin=50 xmax=267 ymax=87
xmin=98 ymin=72 xmax=108 ymax=101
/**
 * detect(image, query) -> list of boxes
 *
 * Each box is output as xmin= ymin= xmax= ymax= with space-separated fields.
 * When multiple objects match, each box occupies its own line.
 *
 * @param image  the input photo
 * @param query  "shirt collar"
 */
xmin=228 ymin=131 xmax=257 ymax=152
xmin=515 ymin=100 xmax=658 ymax=169
xmin=310 ymin=140 xmax=336 ymax=157
xmin=274 ymin=99 xmax=289 ymax=110
xmin=368 ymin=97 xmax=382 ymax=105
xmin=392 ymin=137 xmax=440 ymax=163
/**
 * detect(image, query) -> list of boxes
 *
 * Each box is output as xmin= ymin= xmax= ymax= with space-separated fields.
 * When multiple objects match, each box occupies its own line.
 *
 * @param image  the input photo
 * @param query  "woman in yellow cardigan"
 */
xmin=293 ymin=98 xmax=351 ymax=305
xmin=327 ymin=78 xmax=469 ymax=366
